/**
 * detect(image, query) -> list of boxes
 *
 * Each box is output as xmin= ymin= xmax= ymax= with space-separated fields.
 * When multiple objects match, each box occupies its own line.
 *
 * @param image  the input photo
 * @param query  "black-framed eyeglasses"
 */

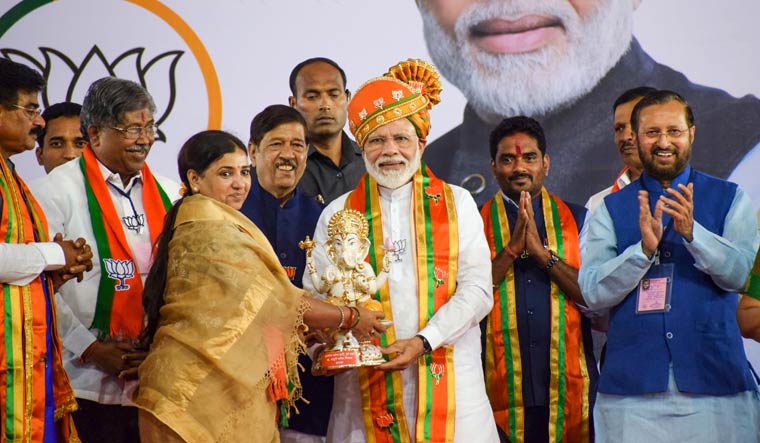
xmin=110 ymin=123 xmax=159 ymax=140
xmin=12 ymin=104 xmax=42 ymax=120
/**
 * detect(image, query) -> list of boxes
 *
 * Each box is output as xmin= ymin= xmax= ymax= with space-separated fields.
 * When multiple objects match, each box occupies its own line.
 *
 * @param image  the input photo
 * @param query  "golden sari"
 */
xmin=134 ymin=195 xmax=305 ymax=442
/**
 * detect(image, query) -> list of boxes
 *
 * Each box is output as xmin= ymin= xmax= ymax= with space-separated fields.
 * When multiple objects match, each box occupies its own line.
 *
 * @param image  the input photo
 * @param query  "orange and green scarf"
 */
xmin=746 ymin=250 xmax=760 ymax=301
xmin=79 ymin=146 xmax=171 ymax=339
xmin=0 ymin=159 xmax=78 ymax=442
xmin=481 ymin=188 xmax=590 ymax=443
xmin=345 ymin=163 xmax=457 ymax=443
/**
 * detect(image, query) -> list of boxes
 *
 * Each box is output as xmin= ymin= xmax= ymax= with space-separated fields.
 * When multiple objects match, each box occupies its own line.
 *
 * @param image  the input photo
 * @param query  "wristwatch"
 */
xmin=416 ymin=334 xmax=433 ymax=354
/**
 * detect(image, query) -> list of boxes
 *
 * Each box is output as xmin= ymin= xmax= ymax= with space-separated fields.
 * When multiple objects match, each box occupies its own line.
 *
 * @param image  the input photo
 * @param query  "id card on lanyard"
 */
xmin=636 ymin=260 xmax=674 ymax=314
xmin=635 ymin=169 xmax=693 ymax=315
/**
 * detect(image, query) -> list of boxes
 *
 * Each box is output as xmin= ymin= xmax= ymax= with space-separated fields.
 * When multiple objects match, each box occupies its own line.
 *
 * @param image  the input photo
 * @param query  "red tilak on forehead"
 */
xmin=514 ymin=143 xmax=522 ymax=156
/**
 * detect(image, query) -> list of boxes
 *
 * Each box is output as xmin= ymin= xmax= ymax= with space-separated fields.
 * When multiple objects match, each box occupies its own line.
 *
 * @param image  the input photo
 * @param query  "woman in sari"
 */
xmin=133 ymin=130 xmax=386 ymax=442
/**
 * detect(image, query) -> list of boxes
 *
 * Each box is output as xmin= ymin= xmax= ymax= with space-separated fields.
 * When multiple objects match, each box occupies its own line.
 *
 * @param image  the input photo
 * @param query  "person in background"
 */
xmin=35 ymin=101 xmax=86 ymax=174
xmin=289 ymin=57 xmax=365 ymax=203
xmin=240 ymin=104 xmax=332 ymax=442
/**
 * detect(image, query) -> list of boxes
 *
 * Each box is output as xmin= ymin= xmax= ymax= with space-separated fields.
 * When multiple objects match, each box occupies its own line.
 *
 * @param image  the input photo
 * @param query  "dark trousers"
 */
xmin=497 ymin=406 xmax=549 ymax=443
xmin=72 ymin=398 xmax=139 ymax=443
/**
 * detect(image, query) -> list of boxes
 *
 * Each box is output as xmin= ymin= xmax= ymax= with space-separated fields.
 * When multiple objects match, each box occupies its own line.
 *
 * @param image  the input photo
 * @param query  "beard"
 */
xmin=364 ymin=149 xmax=422 ymax=189
xmin=639 ymin=144 xmax=692 ymax=182
xmin=420 ymin=0 xmax=634 ymax=122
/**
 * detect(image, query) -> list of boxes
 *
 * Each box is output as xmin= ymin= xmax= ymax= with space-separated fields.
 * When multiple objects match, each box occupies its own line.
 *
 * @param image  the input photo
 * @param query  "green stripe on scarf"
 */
xmin=421 ymin=166 xmax=434 ymax=440
xmin=79 ymin=158 xmax=116 ymax=338
xmin=1 ymin=176 xmax=16 ymax=439
xmin=549 ymin=198 xmax=567 ymax=438
xmin=490 ymin=197 xmax=518 ymax=438
xmin=3 ymin=284 xmax=15 ymax=439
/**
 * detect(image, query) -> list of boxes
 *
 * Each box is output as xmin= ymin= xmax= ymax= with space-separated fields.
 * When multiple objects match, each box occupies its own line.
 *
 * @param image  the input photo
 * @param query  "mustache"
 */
xmin=125 ymin=145 xmax=150 ymax=154
xmin=31 ymin=126 xmax=44 ymax=138
xmin=275 ymin=159 xmax=297 ymax=168
xmin=508 ymin=172 xmax=532 ymax=181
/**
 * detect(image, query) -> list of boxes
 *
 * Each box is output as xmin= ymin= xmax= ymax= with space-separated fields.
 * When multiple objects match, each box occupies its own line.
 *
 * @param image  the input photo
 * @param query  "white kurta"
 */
xmin=31 ymin=158 xmax=180 ymax=405
xmin=305 ymin=181 xmax=499 ymax=443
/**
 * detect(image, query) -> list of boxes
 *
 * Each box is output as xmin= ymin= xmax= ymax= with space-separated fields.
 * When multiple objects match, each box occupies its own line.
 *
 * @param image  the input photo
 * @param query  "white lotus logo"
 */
xmin=0 ymin=45 xmax=184 ymax=143
xmin=103 ymin=258 xmax=135 ymax=291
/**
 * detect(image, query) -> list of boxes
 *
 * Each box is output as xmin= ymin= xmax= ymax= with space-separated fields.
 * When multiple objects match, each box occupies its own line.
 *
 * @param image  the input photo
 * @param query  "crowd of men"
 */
xmin=1 ymin=41 xmax=760 ymax=443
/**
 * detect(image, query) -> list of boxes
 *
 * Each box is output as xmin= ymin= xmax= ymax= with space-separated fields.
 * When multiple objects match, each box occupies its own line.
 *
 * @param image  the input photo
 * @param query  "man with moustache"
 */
xmin=481 ymin=116 xmax=597 ymax=443
xmin=579 ymin=90 xmax=760 ymax=442
xmin=0 ymin=57 xmax=92 ymax=443
xmin=33 ymin=77 xmax=181 ymax=443
xmin=306 ymin=59 xmax=499 ymax=442
xmin=586 ymin=87 xmax=655 ymax=212
xmin=289 ymin=57 xmax=365 ymax=203
xmin=585 ymin=86 xmax=655 ymax=364
xmin=240 ymin=104 xmax=331 ymax=443
xmin=416 ymin=0 xmax=760 ymax=206
xmin=35 ymin=101 xmax=87 ymax=174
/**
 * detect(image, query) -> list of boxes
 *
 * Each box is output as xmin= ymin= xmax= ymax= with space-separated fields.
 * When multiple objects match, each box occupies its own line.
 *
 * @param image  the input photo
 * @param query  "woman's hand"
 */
xmin=351 ymin=306 xmax=389 ymax=341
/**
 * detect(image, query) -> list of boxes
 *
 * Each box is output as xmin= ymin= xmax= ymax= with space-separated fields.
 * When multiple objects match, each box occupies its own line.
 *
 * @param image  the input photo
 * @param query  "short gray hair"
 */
xmin=81 ymin=77 xmax=156 ymax=129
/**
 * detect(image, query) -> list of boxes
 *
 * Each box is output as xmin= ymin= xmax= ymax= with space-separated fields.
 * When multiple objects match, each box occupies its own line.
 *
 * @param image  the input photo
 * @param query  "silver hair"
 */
xmin=80 ymin=77 xmax=156 ymax=129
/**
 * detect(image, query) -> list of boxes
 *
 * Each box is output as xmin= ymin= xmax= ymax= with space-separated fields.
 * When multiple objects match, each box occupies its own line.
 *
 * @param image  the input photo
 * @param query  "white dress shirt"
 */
xmin=31 ymin=158 xmax=180 ymax=405
xmin=304 ymin=181 xmax=499 ymax=443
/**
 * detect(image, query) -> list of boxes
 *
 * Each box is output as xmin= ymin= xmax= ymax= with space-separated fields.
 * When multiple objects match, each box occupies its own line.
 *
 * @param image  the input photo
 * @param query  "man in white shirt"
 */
xmin=305 ymin=59 xmax=499 ymax=443
xmin=33 ymin=77 xmax=180 ymax=443
xmin=0 ymin=55 xmax=91 ymax=443
xmin=586 ymin=87 xmax=656 ymax=212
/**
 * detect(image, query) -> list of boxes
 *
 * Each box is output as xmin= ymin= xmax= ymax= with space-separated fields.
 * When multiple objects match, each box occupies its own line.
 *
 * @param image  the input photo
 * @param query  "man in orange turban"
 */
xmin=305 ymin=59 xmax=500 ymax=443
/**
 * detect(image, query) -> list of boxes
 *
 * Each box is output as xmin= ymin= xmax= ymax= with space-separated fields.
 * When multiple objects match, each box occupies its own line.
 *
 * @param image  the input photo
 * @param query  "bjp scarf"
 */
xmin=481 ymin=189 xmax=591 ymax=443
xmin=345 ymin=164 xmax=457 ymax=443
xmin=79 ymin=146 xmax=171 ymax=339
xmin=0 ymin=159 xmax=78 ymax=442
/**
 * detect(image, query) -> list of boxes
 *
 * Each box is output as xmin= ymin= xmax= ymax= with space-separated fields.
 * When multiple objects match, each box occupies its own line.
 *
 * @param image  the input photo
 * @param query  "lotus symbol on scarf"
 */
xmin=375 ymin=411 xmax=394 ymax=430
xmin=0 ymin=45 xmax=184 ymax=143
xmin=103 ymin=259 xmax=135 ymax=291
xmin=431 ymin=362 xmax=445 ymax=385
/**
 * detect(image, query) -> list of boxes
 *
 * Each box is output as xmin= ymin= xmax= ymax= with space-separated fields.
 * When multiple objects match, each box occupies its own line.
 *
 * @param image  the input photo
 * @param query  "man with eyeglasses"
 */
xmin=32 ymin=77 xmax=181 ymax=443
xmin=0 ymin=56 xmax=93 ymax=443
xmin=579 ymin=90 xmax=760 ymax=442
xmin=305 ymin=59 xmax=499 ymax=442
xmin=34 ymin=101 xmax=87 ymax=174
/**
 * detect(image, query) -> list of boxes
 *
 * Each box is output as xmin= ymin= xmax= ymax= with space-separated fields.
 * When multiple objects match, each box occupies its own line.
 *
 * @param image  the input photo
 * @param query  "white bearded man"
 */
xmin=305 ymin=59 xmax=499 ymax=443
xmin=416 ymin=0 xmax=760 ymax=207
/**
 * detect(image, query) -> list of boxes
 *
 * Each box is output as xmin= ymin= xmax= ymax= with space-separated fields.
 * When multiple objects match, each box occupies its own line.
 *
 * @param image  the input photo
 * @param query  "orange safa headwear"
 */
xmin=348 ymin=59 xmax=442 ymax=147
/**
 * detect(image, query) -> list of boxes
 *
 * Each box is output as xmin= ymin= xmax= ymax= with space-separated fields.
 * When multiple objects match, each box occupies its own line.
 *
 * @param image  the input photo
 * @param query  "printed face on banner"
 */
xmin=418 ymin=0 xmax=637 ymax=120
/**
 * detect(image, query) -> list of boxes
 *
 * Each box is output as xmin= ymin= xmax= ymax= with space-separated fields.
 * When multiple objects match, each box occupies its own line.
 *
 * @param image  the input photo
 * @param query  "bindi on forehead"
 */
xmin=514 ymin=143 xmax=522 ymax=156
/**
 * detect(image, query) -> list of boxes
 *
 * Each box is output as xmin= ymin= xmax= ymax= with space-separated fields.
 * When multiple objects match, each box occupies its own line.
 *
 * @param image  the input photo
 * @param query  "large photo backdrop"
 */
xmin=2 ymin=0 xmax=760 ymax=360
